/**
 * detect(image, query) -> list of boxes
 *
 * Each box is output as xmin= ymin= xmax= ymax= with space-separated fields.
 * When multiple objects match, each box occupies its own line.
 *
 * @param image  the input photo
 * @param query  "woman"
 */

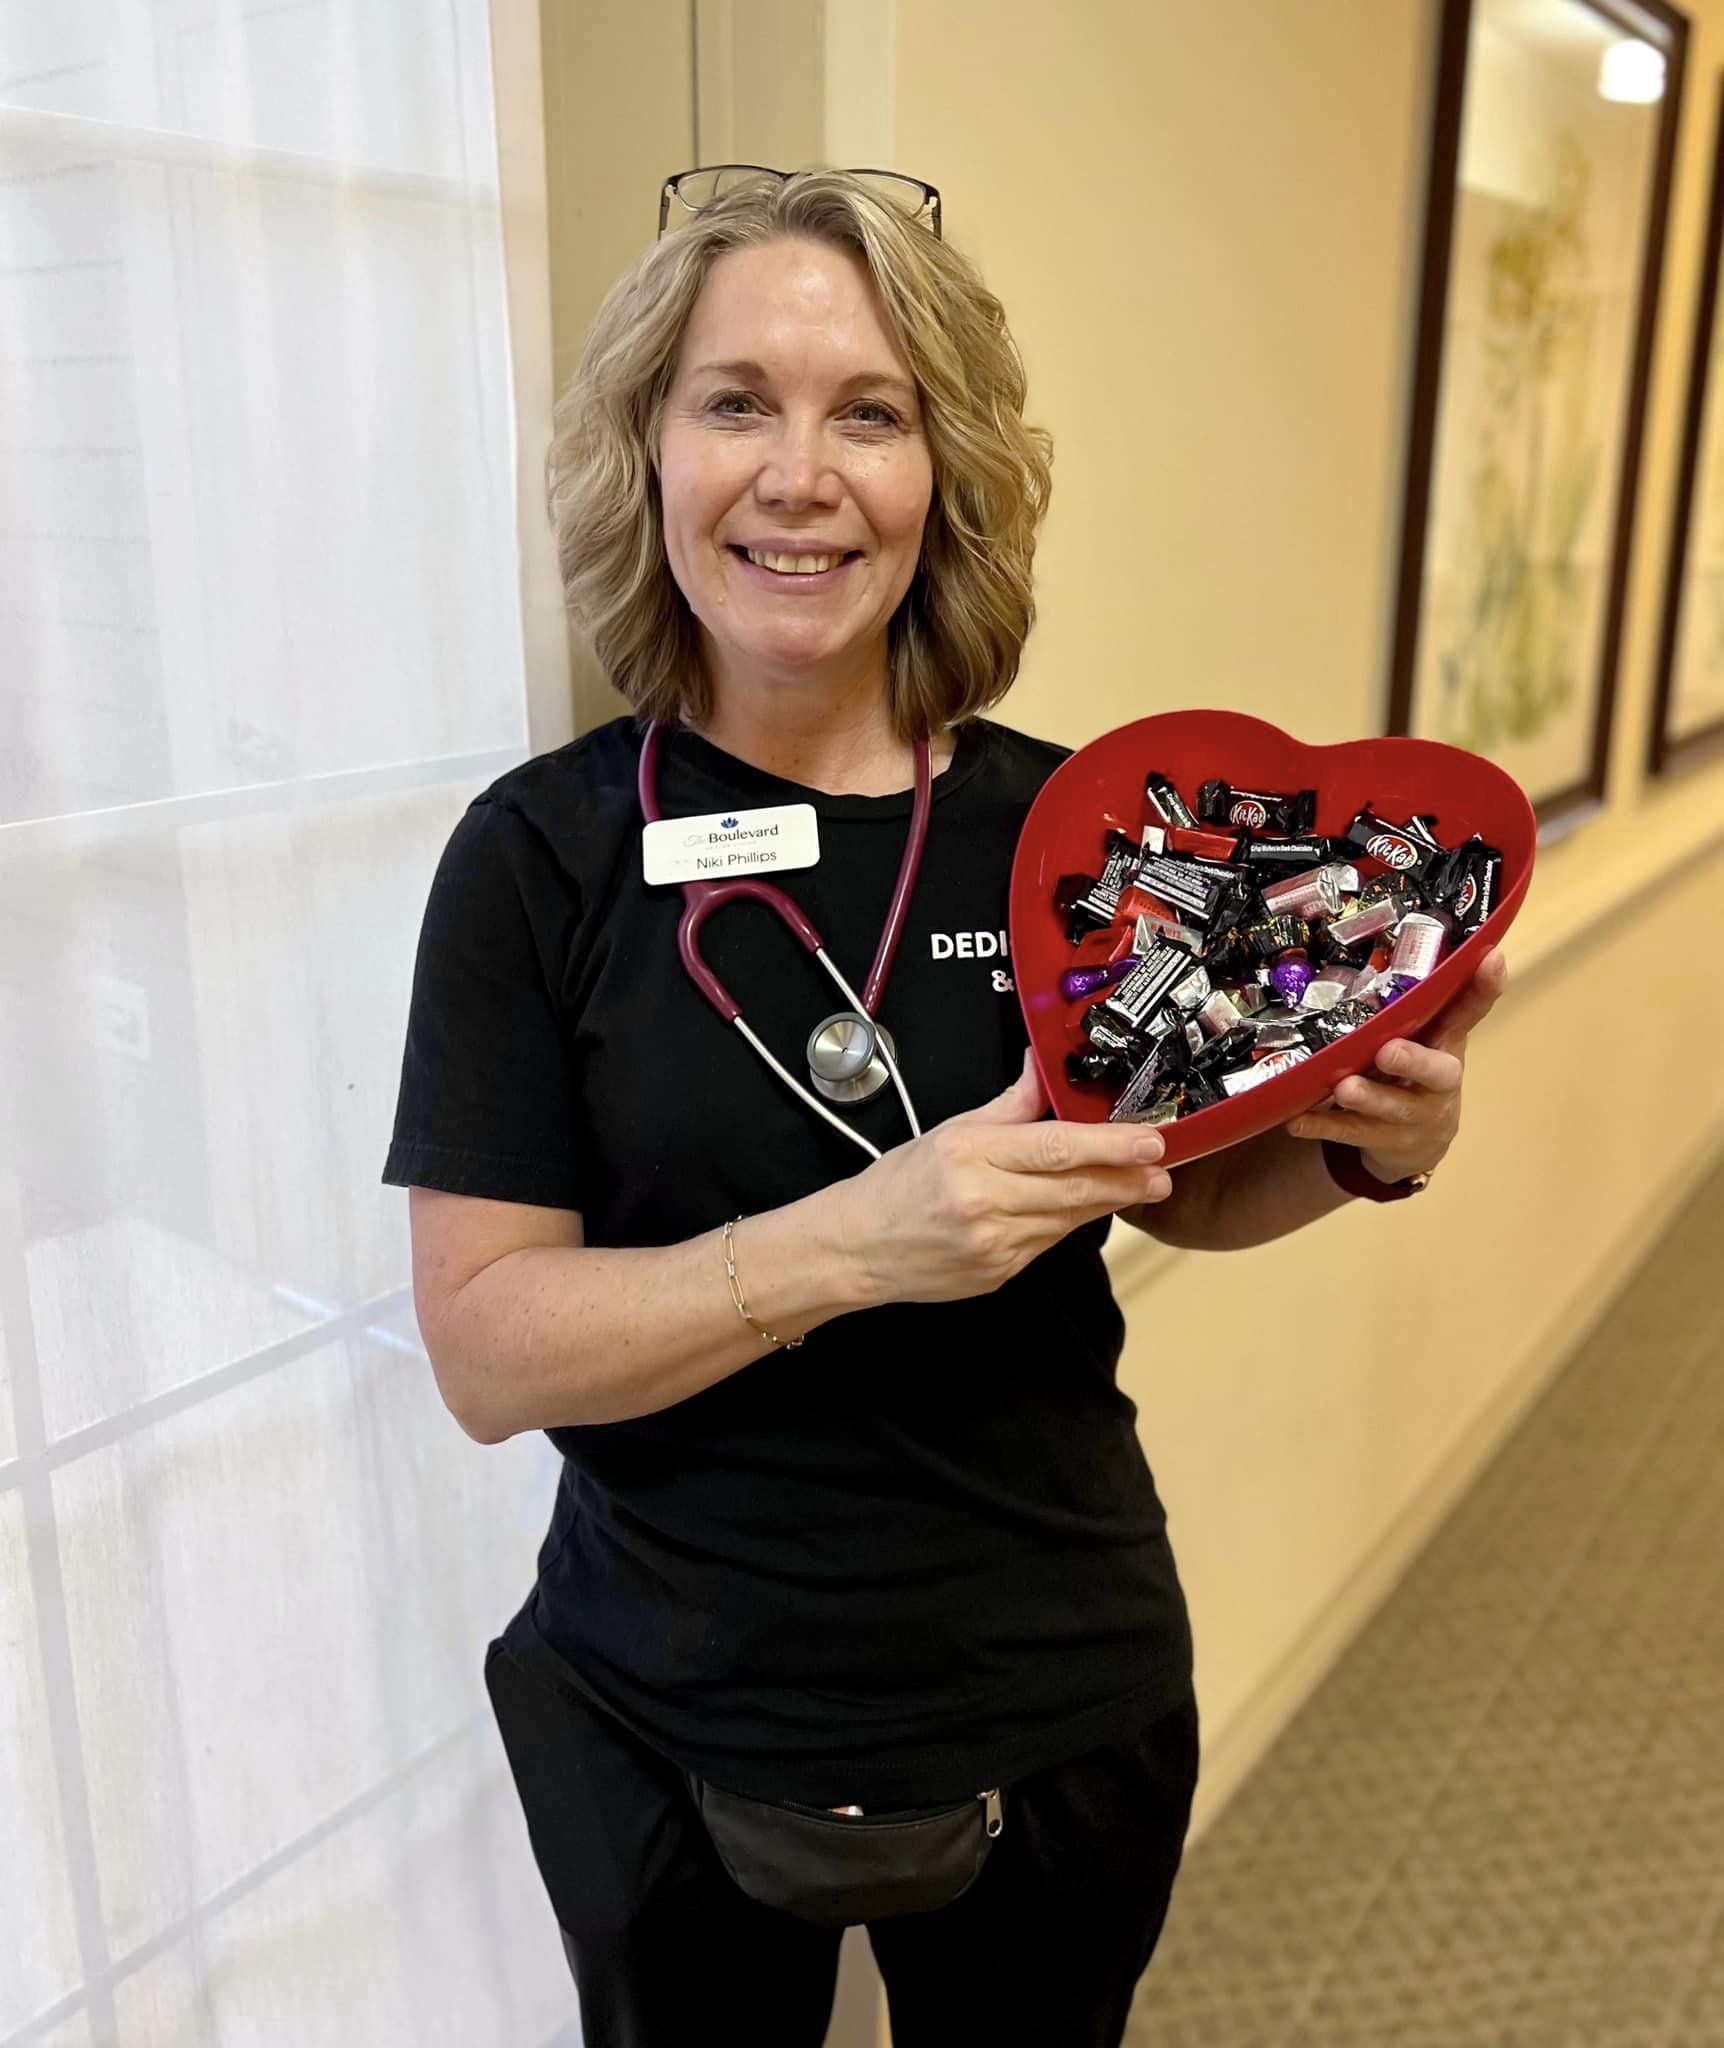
xmin=382 ymin=168 xmax=1507 ymax=2047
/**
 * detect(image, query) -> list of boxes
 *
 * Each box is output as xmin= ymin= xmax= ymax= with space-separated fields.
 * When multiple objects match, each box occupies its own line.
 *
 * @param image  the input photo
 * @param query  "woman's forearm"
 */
xmin=437 ymin=1186 xmax=878 ymax=1440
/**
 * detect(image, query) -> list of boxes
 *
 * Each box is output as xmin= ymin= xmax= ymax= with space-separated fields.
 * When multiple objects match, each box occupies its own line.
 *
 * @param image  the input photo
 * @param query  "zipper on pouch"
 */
xmin=803 ymin=1788 xmax=1005 ymax=1834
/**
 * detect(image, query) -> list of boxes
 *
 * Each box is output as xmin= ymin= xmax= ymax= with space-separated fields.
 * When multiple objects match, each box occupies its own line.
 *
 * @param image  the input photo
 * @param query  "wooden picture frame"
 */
xmin=1649 ymin=67 xmax=1724 ymax=778
xmin=1389 ymin=0 xmax=1688 ymax=831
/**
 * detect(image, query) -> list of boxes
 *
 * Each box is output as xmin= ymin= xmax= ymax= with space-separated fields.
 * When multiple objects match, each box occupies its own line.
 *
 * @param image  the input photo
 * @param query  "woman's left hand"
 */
xmin=1283 ymin=946 xmax=1511 ymax=1183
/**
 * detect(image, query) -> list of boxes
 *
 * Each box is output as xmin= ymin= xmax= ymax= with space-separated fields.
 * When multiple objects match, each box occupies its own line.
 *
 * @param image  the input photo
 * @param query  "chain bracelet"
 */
xmin=723 ymin=1216 xmax=804 ymax=1349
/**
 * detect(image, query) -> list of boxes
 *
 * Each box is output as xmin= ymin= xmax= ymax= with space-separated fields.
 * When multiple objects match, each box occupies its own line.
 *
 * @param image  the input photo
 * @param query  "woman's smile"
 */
xmin=727 ymin=543 xmax=864 ymax=592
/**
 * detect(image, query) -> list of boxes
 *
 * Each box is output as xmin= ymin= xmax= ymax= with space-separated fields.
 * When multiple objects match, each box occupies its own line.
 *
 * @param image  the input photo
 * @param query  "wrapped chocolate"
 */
xmin=1045 ymin=767 xmax=1489 ymax=1128
xmin=1236 ymin=834 xmax=1344 ymax=869
xmin=1325 ymin=897 xmax=1402 ymax=951
xmin=1266 ymin=949 xmax=1315 ymax=1006
xmin=1163 ymin=824 xmax=1243 ymax=861
xmin=1061 ymin=954 xmax=1141 ymax=1001
xmin=1345 ymin=806 xmax=1433 ymax=875
xmin=1197 ymin=780 xmax=1318 ymax=835
xmin=1260 ymin=863 xmax=1353 ymax=924
xmin=1099 ymin=941 xmax=1197 ymax=1031
xmin=1144 ymin=772 xmax=1199 ymax=829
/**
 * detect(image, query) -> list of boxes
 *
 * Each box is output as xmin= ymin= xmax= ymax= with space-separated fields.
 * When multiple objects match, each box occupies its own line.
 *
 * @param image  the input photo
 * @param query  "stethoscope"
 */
xmin=637 ymin=719 xmax=931 ymax=1161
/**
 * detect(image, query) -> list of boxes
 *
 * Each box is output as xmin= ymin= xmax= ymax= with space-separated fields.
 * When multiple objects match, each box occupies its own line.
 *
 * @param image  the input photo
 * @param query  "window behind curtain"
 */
xmin=0 ymin=5 xmax=575 ymax=2041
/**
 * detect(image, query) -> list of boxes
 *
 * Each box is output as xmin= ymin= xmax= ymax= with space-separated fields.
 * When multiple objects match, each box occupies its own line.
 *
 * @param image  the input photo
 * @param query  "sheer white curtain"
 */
xmin=1 ymin=4 xmax=576 ymax=2042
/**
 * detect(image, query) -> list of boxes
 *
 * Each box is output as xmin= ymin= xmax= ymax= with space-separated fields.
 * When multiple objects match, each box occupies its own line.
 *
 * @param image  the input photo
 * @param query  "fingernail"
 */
xmin=1132 ymin=1134 xmax=1165 ymax=1161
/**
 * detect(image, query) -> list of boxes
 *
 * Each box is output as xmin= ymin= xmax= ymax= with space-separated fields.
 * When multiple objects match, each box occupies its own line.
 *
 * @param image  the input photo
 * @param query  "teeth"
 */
xmin=745 ymin=549 xmax=842 ymax=574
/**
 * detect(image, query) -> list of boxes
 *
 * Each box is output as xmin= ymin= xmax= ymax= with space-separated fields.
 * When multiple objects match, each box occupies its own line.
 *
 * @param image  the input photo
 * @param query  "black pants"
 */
xmin=484 ymin=1637 xmax=1200 ymax=2048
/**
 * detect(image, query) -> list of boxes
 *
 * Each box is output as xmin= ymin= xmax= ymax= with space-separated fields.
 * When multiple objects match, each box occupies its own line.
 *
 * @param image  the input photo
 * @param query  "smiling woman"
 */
xmin=387 ymin=168 xmax=1213 ymax=2047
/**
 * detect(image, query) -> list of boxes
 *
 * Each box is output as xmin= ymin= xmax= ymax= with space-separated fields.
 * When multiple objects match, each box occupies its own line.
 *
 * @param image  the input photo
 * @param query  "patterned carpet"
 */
xmin=1129 ymin=1152 xmax=1724 ymax=2048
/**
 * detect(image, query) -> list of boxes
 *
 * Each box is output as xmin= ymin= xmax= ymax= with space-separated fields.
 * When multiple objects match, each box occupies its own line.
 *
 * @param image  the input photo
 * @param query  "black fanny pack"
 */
xmin=685 ymin=1771 xmax=1006 ymax=1928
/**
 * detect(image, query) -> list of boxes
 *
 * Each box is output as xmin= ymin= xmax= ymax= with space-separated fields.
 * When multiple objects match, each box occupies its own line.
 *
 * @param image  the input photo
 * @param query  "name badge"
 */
xmin=642 ymin=801 xmax=821 ymax=885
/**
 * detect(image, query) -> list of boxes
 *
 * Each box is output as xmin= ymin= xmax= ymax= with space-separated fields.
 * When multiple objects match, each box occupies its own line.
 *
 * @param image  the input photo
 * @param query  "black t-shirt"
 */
xmin=382 ymin=711 xmax=1194 ymax=1807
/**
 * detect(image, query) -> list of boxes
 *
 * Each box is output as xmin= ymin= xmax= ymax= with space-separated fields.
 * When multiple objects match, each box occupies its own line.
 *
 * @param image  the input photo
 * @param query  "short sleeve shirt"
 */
xmin=382 ymin=712 xmax=1194 ymax=1807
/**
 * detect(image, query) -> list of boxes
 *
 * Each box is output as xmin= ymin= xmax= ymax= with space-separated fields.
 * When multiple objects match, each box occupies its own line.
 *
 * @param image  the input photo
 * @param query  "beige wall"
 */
xmin=534 ymin=6 xmax=1724 ymax=2035
xmin=891 ymin=0 xmax=1724 ymax=1832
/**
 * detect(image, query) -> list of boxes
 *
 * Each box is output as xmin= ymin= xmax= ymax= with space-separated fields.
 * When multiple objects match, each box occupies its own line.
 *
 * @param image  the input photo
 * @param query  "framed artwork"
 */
xmin=1650 ymin=67 xmax=1724 ymax=777
xmin=1389 ymin=0 xmax=1688 ymax=830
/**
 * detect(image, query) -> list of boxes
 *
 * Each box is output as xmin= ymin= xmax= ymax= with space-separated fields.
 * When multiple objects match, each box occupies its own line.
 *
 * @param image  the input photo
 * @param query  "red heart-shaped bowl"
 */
xmin=1009 ymin=710 xmax=1537 ymax=1167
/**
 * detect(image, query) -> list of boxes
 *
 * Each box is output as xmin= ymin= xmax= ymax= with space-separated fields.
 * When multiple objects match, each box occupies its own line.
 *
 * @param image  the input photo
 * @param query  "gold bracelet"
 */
xmin=723 ymin=1216 xmax=804 ymax=1349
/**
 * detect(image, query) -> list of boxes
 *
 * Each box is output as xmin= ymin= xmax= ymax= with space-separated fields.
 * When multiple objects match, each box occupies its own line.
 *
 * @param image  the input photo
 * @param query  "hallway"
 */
xmin=1130 ymin=1152 xmax=1724 ymax=2047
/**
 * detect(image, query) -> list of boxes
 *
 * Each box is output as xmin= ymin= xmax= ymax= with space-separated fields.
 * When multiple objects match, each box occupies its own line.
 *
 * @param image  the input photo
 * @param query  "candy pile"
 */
xmin=1053 ymin=774 xmax=1503 ymax=1126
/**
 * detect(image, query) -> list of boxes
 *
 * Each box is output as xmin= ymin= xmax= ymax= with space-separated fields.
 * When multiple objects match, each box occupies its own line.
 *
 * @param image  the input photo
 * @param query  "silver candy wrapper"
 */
xmin=1326 ymin=898 xmax=1401 ymax=950
xmin=1260 ymin=861 xmax=1354 ymax=924
xmin=1387 ymin=911 xmax=1447 ymax=983
xmin=1300 ymin=963 xmax=1360 ymax=1011
xmin=1169 ymin=963 xmax=1211 ymax=1012
xmin=1196 ymin=988 xmax=1246 ymax=1039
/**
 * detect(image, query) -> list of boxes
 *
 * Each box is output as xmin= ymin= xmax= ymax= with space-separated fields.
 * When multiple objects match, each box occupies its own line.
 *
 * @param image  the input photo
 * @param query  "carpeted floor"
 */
xmin=1129 ymin=1152 xmax=1724 ymax=2048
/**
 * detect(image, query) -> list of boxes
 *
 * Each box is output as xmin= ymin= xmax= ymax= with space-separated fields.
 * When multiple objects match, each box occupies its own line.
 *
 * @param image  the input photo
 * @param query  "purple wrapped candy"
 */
xmin=1267 ymin=949 xmax=1314 ymax=1006
xmin=1060 ymin=954 xmax=1140 ymax=1001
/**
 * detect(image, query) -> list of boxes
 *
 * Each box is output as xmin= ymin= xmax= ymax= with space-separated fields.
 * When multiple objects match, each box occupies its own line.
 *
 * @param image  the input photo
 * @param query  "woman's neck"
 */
xmin=681 ymin=693 xmax=953 ymax=797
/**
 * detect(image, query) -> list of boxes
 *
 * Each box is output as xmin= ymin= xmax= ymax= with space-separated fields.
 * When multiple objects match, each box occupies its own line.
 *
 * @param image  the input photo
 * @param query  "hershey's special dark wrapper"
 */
xmin=1136 ymin=853 xmax=1229 ymax=915
xmin=1097 ymin=833 xmax=1140 ymax=895
xmin=1099 ymin=941 xmax=1195 ymax=1030
xmin=1108 ymin=1039 xmax=1183 ymax=1121
xmin=1144 ymin=772 xmax=1199 ymax=829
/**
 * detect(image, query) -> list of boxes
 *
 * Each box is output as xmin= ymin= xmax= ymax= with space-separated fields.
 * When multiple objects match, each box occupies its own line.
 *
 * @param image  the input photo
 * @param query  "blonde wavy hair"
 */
xmin=545 ymin=169 xmax=1054 ymax=742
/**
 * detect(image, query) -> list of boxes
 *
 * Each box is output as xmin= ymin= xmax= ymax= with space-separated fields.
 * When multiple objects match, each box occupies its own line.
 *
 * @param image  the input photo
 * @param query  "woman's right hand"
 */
xmin=828 ymin=1046 xmax=1176 ymax=1306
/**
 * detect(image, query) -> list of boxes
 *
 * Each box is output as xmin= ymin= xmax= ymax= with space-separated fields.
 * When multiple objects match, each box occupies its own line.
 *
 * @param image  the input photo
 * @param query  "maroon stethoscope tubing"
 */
xmin=636 ymin=719 xmax=932 ymax=1027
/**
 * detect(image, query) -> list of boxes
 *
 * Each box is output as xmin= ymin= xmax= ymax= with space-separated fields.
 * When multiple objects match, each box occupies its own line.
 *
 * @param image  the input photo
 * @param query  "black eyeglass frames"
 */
xmin=658 ymin=164 xmax=942 ymax=240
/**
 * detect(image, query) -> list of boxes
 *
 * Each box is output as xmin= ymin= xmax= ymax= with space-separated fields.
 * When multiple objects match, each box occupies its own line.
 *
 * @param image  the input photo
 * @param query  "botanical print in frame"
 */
xmin=1650 ymin=67 xmax=1724 ymax=776
xmin=1390 ymin=0 xmax=1688 ymax=828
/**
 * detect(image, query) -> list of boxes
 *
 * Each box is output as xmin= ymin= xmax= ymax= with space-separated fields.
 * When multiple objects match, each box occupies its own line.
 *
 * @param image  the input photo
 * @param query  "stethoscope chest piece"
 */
xmin=807 ymin=1012 xmax=897 ymax=1104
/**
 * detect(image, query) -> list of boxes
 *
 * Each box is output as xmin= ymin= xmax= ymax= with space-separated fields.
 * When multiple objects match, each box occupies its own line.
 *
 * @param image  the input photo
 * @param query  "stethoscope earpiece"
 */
xmin=807 ymin=1013 xmax=896 ymax=1105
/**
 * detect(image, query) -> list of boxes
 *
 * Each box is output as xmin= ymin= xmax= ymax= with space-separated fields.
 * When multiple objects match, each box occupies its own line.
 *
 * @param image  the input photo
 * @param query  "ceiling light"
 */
xmin=1599 ymin=39 xmax=1665 ymax=103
